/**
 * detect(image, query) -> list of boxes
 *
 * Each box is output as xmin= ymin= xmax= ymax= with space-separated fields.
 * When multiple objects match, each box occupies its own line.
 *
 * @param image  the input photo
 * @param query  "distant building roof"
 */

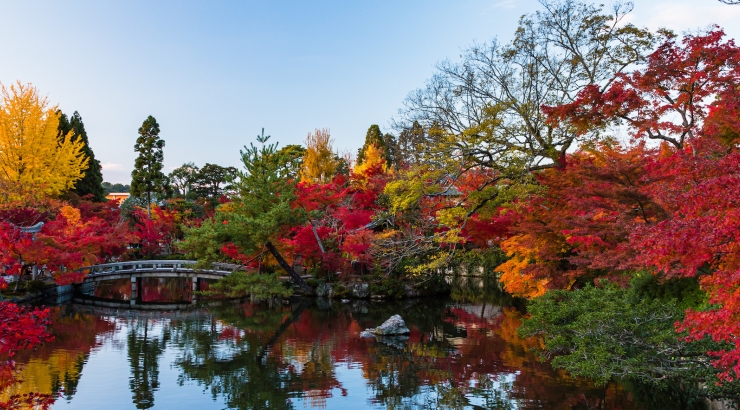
xmin=106 ymin=192 xmax=130 ymax=203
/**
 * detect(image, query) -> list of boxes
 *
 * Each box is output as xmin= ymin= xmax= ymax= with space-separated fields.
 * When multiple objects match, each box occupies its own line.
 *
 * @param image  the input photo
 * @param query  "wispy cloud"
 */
xmin=101 ymin=162 xmax=123 ymax=170
xmin=494 ymin=0 xmax=517 ymax=10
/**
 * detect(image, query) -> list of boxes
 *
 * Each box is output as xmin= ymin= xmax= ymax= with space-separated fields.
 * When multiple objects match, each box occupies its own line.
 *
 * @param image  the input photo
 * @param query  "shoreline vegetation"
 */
xmin=3 ymin=0 xmax=740 ymax=407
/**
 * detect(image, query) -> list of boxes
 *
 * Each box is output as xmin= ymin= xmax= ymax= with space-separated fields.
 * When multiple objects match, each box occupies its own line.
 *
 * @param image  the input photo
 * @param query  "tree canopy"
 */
xmin=131 ymin=116 xmax=166 ymax=214
xmin=57 ymin=111 xmax=105 ymax=201
xmin=0 ymin=82 xmax=88 ymax=198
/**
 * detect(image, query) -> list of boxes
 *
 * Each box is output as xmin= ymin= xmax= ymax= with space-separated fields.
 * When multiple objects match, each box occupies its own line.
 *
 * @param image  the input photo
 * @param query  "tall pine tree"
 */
xmin=131 ymin=116 xmax=166 ymax=215
xmin=57 ymin=111 xmax=105 ymax=201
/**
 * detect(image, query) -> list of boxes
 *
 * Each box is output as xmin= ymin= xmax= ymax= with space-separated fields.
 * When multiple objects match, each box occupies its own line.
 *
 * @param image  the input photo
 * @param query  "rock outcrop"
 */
xmin=362 ymin=314 xmax=410 ymax=336
xmin=349 ymin=283 xmax=370 ymax=298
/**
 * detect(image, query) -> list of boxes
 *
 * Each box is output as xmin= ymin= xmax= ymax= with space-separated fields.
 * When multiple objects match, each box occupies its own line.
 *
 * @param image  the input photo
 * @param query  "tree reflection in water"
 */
xmin=163 ymin=293 xmax=640 ymax=410
xmin=126 ymin=318 xmax=170 ymax=409
xmin=6 ymin=280 xmax=710 ymax=409
xmin=0 ymin=304 xmax=116 ymax=405
xmin=168 ymin=302 xmax=306 ymax=410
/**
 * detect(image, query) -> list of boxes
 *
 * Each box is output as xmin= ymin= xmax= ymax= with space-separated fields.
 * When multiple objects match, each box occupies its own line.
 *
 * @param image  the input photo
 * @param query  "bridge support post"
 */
xmin=191 ymin=276 xmax=199 ymax=304
xmin=131 ymin=276 xmax=138 ymax=306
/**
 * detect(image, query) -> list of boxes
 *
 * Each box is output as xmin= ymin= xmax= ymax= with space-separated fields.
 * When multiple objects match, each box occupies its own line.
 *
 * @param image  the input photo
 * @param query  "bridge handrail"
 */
xmin=76 ymin=260 xmax=246 ymax=277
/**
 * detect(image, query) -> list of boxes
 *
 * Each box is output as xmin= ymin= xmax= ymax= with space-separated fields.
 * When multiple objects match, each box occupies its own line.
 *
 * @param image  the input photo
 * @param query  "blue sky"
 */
xmin=0 ymin=0 xmax=738 ymax=183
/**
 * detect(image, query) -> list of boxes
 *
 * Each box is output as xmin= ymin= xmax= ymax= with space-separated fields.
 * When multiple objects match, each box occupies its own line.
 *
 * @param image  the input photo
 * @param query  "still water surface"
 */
xmin=3 ymin=277 xmax=700 ymax=409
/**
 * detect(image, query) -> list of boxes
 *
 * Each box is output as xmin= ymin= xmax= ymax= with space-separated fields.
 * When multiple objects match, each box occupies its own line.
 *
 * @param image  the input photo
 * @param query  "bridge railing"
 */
xmin=76 ymin=260 xmax=246 ymax=278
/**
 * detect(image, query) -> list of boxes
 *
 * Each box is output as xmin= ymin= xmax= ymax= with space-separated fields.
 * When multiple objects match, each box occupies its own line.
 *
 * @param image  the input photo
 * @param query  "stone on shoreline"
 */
xmin=349 ymin=283 xmax=370 ymax=298
xmin=315 ymin=283 xmax=333 ymax=298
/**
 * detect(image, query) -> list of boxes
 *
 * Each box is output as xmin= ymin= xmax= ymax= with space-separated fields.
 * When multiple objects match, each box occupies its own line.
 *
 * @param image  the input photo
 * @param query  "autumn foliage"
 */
xmin=0 ymin=301 xmax=54 ymax=410
xmin=0 ymin=82 xmax=88 ymax=198
xmin=0 ymin=199 xmax=134 ymax=286
xmin=501 ymin=29 xmax=740 ymax=381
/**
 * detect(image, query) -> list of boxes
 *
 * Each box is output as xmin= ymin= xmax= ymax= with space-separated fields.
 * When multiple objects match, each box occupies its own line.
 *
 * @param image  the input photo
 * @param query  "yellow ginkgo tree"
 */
xmin=300 ymin=128 xmax=339 ymax=184
xmin=0 ymin=81 xmax=87 ymax=198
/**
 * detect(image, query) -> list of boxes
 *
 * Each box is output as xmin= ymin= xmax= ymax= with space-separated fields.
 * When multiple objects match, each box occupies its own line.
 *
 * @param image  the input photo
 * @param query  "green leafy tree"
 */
xmin=383 ymin=132 xmax=399 ymax=168
xmin=131 ymin=116 xmax=166 ymax=215
xmin=181 ymin=129 xmax=312 ymax=293
xmin=230 ymin=130 xmax=311 ymax=292
xmin=190 ymin=163 xmax=237 ymax=204
xmin=276 ymin=144 xmax=305 ymax=171
xmin=57 ymin=111 xmax=105 ymax=201
xmin=518 ymin=276 xmax=732 ymax=393
xmin=396 ymin=121 xmax=431 ymax=166
xmin=167 ymin=162 xmax=199 ymax=198
xmin=102 ymin=182 xmax=131 ymax=194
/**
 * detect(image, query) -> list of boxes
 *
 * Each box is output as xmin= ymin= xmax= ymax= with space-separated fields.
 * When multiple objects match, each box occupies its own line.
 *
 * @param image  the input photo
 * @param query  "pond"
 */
xmin=3 ymin=277 xmax=706 ymax=410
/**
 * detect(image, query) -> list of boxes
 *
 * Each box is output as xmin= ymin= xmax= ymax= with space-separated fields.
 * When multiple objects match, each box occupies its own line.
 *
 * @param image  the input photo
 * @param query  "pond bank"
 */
xmin=295 ymin=275 xmax=453 ymax=300
xmin=0 ymin=281 xmax=74 ymax=304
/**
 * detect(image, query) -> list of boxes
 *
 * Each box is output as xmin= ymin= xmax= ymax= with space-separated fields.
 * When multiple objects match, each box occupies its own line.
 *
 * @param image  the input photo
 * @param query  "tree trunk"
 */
xmin=265 ymin=240 xmax=313 ymax=294
xmin=146 ymin=191 xmax=151 ymax=217
xmin=310 ymin=221 xmax=325 ymax=254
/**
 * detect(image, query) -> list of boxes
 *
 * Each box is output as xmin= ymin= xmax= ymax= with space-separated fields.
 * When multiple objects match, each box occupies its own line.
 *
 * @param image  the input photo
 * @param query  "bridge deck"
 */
xmin=76 ymin=260 xmax=311 ymax=283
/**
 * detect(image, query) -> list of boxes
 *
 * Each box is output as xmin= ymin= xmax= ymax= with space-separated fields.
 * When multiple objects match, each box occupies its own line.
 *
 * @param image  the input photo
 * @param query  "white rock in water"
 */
xmin=368 ymin=314 xmax=410 ymax=335
xmin=359 ymin=331 xmax=375 ymax=338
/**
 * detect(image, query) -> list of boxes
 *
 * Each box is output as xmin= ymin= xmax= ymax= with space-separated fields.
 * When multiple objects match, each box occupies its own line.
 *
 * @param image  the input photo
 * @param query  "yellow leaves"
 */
xmin=217 ymin=201 xmax=236 ymax=213
xmin=437 ymin=207 xmax=467 ymax=228
xmin=300 ymin=128 xmax=339 ymax=183
xmin=406 ymin=251 xmax=451 ymax=276
xmin=352 ymin=143 xmax=386 ymax=179
xmin=384 ymin=178 xmax=422 ymax=212
xmin=0 ymin=82 xmax=87 ymax=197
xmin=384 ymin=165 xmax=447 ymax=213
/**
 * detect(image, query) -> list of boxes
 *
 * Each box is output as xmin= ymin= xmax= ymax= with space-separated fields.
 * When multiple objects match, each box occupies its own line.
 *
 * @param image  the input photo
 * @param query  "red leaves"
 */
xmin=0 ymin=200 xmax=133 ymax=285
xmin=278 ymin=168 xmax=390 ymax=275
xmin=633 ymin=138 xmax=740 ymax=278
xmin=497 ymin=141 xmax=666 ymax=296
xmin=132 ymin=205 xmax=178 ymax=258
xmin=537 ymin=30 xmax=740 ymax=379
xmin=221 ymin=243 xmax=253 ymax=265
xmin=545 ymin=29 xmax=740 ymax=149
xmin=0 ymin=301 xmax=55 ymax=409
xmin=0 ymin=302 xmax=51 ymax=359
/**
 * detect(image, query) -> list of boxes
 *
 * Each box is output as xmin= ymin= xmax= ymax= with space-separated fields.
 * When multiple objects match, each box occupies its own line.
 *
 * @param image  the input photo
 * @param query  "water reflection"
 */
xmin=93 ymin=277 xmax=194 ymax=303
xmin=169 ymin=304 xmax=303 ymax=410
xmin=0 ymin=304 xmax=116 ymax=404
xmin=127 ymin=319 xmax=170 ymax=409
xmin=3 ymin=277 xmax=709 ymax=409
